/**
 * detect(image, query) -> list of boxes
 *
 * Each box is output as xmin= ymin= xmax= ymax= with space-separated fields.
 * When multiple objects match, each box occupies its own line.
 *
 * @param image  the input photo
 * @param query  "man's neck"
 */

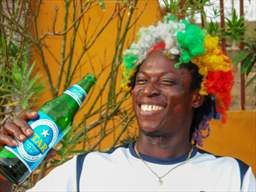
xmin=136 ymin=134 xmax=192 ymax=159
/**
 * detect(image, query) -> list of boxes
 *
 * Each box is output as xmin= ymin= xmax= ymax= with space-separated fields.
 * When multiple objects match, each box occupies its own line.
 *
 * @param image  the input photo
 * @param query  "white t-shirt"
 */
xmin=27 ymin=143 xmax=256 ymax=192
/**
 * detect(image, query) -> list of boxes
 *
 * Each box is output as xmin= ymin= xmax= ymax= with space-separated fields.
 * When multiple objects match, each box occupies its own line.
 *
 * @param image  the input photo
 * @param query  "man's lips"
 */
xmin=137 ymin=103 xmax=166 ymax=116
xmin=140 ymin=104 xmax=164 ymax=112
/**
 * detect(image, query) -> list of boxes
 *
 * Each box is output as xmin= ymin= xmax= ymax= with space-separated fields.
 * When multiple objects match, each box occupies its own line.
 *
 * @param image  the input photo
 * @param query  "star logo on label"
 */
xmin=41 ymin=129 xmax=49 ymax=137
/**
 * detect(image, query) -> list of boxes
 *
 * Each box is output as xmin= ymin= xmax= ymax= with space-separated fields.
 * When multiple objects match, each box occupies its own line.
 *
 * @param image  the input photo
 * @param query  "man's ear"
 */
xmin=192 ymin=91 xmax=204 ymax=108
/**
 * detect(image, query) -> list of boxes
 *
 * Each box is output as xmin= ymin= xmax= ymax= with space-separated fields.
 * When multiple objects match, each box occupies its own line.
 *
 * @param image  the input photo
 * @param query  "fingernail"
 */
xmin=26 ymin=129 xmax=33 ymax=135
xmin=19 ymin=135 xmax=25 ymax=140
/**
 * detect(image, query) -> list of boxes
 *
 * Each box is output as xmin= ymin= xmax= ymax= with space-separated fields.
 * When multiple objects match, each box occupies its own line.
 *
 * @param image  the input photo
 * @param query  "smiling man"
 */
xmin=0 ymin=15 xmax=255 ymax=191
xmin=132 ymin=51 xmax=200 ymax=160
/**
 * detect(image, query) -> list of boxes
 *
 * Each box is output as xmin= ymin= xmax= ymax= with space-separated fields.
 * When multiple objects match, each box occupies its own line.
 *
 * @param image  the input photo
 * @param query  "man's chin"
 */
xmin=141 ymin=129 xmax=165 ymax=138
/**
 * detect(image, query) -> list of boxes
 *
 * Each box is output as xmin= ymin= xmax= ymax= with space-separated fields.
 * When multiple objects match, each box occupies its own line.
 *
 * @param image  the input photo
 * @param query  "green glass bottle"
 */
xmin=0 ymin=74 xmax=96 ymax=184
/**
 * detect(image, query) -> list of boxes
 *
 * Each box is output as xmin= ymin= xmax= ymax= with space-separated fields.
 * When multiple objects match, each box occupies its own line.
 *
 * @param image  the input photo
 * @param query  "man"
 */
xmin=0 ymin=15 xmax=255 ymax=191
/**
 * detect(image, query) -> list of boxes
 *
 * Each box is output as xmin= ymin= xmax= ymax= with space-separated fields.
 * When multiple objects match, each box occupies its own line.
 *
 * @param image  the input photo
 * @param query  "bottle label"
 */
xmin=5 ymin=112 xmax=63 ymax=173
xmin=64 ymin=84 xmax=86 ymax=106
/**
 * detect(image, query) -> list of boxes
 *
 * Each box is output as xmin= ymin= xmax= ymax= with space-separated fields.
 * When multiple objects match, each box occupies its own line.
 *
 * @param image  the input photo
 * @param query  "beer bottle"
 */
xmin=0 ymin=74 xmax=96 ymax=184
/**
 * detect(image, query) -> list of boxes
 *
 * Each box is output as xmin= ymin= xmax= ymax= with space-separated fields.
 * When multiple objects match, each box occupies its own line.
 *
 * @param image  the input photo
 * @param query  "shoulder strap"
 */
xmin=76 ymin=154 xmax=87 ymax=192
xmin=235 ymin=158 xmax=249 ymax=190
xmin=75 ymin=144 xmax=130 ymax=191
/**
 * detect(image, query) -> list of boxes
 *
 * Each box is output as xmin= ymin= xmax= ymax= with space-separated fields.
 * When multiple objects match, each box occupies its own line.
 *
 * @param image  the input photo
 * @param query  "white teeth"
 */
xmin=141 ymin=104 xmax=163 ymax=112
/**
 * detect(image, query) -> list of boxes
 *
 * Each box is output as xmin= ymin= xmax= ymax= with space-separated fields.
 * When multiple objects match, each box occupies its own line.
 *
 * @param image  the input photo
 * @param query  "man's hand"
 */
xmin=0 ymin=111 xmax=56 ymax=159
xmin=0 ymin=111 xmax=36 ymax=147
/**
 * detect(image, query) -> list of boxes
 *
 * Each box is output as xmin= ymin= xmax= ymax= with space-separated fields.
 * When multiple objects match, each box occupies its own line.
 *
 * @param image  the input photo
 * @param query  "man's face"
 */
xmin=132 ymin=51 xmax=198 ymax=138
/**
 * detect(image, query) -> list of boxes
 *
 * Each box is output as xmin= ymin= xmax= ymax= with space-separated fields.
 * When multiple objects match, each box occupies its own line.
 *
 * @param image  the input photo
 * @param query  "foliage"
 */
xmin=1 ymin=58 xmax=43 ymax=111
xmin=0 ymin=0 xmax=43 ymax=125
xmin=226 ymin=8 xmax=256 ymax=92
xmin=160 ymin=0 xmax=211 ymax=23
xmin=233 ymin=39 xmax=256 ymax=89
xmin=206 ymin=20 xmax=220 ymax=36
xmin=224 ymin=9 xmax=246 ymax=42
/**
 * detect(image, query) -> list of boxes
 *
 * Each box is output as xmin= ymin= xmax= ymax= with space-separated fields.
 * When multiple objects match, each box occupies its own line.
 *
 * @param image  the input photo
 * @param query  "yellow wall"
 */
xmin=34 ymin=0 xmax=256 ymax=174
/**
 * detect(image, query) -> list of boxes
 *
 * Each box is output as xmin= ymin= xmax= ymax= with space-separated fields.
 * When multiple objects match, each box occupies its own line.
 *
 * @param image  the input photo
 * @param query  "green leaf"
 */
xmin=245 ymin=54 xmax=256 ymax=75
xmin=232 ymin=50 xmax=249 ymax=65
xmin=12 ymin=63 xmax=23 ymax=83
xmin=206 ymin=20 xmax=219 ymax=36
xmin=224 ymin=9 xmax=245 ymax=41
xmin=0 ymin=34 xmax=7 ymax=56
xmin=241 ymin=53 xmax=255 ymax=74
xmin=9 ymin=41 xmax=18 ymax=57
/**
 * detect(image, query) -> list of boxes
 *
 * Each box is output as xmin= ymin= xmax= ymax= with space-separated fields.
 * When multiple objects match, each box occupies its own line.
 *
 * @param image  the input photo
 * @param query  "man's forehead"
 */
xmin=138 ymin=64 xmax=188 ymax=76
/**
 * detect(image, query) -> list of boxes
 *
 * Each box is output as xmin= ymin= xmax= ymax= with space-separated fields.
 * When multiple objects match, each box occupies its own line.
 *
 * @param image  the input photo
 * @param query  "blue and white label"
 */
xmin=64 ymin=84 xmax=86 ymax=106
xmin=5 ymin=112 xmax=63 ymax=172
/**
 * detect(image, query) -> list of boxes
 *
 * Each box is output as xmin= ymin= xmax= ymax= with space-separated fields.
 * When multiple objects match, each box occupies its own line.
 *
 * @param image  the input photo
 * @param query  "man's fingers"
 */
xmin=3 ymin=122 xmax=27 ymax=142
xmin=0 ymin=134 xmax=17 ymax=147
xmin=0 ymin=111 xmax=37 ymax=147
xmin=12 ymin=116 xmax=33 ymax=137
xmin=18 ymin=111 xmax=38 ymax=121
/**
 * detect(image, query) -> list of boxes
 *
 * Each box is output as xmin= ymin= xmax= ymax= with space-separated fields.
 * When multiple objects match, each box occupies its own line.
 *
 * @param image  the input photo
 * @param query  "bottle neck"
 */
xmin=77 ymin=74 xmax=96 ymax=94
xmin=63 ymin=84 xmax=86 ymax=107
xmin=63 ymin=74 xmax=96 ymax=107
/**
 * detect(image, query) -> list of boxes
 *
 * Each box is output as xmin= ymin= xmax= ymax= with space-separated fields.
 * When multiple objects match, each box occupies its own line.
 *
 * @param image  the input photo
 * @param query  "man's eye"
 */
xmin=161 ymin=79 xmax=176 ymax=86
xmin=136 ymin=79 xmax=146 ymax=85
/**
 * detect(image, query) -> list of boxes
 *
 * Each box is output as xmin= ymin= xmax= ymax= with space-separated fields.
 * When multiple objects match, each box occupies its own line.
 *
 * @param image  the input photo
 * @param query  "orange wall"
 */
xmin=34 ymin=1 xmax=256 ymax=174
xmin=203 ymin=111 xmax=256 ymax=174
xmin=32 ymin=0 xmax=161 ymax=102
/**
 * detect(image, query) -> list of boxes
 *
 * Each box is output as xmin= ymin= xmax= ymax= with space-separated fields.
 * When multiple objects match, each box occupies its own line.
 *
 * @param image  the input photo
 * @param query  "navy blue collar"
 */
xmin=129 ymin=142 xmax=197 ymax=165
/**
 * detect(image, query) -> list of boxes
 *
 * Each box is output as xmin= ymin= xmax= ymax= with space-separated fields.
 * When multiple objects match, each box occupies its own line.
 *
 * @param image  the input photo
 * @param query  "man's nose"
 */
xmin=143 ymin=82 xmax=160 ymax=97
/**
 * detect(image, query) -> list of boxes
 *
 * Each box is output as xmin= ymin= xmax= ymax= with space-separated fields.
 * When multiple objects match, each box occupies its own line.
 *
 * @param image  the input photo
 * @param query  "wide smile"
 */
xmin=140 ymin=104 xmax=164 ymax=112
xmin=138 ymin=104 xmax=165 ymax=115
